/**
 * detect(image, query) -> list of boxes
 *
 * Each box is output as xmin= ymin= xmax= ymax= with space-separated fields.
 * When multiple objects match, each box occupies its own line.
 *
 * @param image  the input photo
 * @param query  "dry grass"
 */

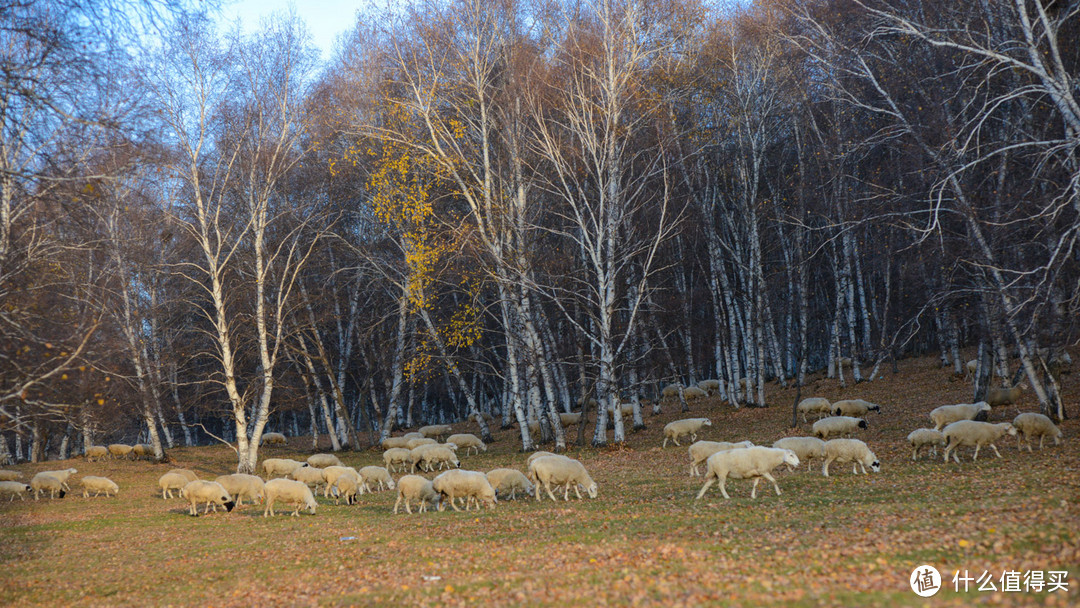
xmin=2 ymin=353 xmax=1078 ymax=607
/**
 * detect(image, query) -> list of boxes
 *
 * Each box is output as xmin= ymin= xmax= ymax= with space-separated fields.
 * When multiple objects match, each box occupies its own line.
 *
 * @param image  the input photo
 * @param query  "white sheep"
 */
xmin=420 ymin=447 xmax=460 ymax=473
xmin=697 ymin=379 xmax=721 ymax=395
xmin=527 ymin=456 xmax=598 ymax=502
xmin=682 ymin=386 xmax=706 ymax=401
xmin=559 ymin=412 xmax=583 ymax=426
xmin=261 ymin=458 xmax=309 ymax=478
xmin=446 ymin=434 xmax=486 ymax=456
xmin=695 ymin=447 xmax=800 ymax=500
xmin=0 ymin=470 xmax=23 ymax=482
xmin=965 ymin=359 xmax=978 ymax=380
xmin=358 ymin=466 xmax=396 ymax=493
xmin=831 ymin=399 xmax=881 ymax=417
xmin=80 ymin=476 xmax=119 ymax=498
xmin=85 ymin=446 xmax=109 ymax=462
xmin=1012 ymin=413 xmax=1063 ymax=452
xmin=419 ymin=424 xmax=453 ymax=440
xmin=771 ymin=437 xmax=826 ymax=471
xmin=333 ymin=473 xmax=361 ymax=505
xmin=262 ymin=478 xmax=317 ymax=517
xmin=929 ymin=402 xmax=992 ymax=431
xmin=261 ymin=432 xmax=288 ymax=446
xmin=181 ymin=480 xmax=235 ymax=516
xmin=812 ymin=416 xmax=868 ymax=439
xmin=406 ymin=437 xmax=438 ymax=450
xmin=431 ymin=469 xmax=497 ymax=511
xmin=394 ymin=475 xmax=439 ymax=514
xmin=663 ymin=418 xmax=712 ymax=447
xmin=821 ymin=439 xmax=881 ymax=476
xmin=796 ymin=398 xmax=832 ymax=423
xmin=906 ymin=429 xmax=945 ymax=461
xmin=661 ymin=383 xmax=683 ymax=398
xmin=526 ymin=451 xmax=562 ymax=467
xmin=942 ymin=421 xmax=1018 ymax=462
xmin=30 ymin=473 xmax=66 ymax=500
xmin=381 ymin=437 xmax=411 ymax=450
xmin=486 ymin=468 xmax=534 ymax=500
xmin=320 ymin=466 xmax=360 ymax=498
xmin=402 ymin=432 xmax=425 ymax=440
xmin=107 ymin=444 xmax=133 ymax=459
xmin=214 ymin=474 xmax=265 ymax=506
xmin=158 ymin=473 xmax=190 ymax=499
xmin=131 ymin=444 xmax=154 ymax=460
xmin=36 ymin=468 xmax=77 ymax=492
xmin=986 ymin=384 xmax=1025 ymax=408
xmin=688 ymin=441 xmax=755 ymax=476
xmin=0 ymin=481 xmax=31 ymax=501
xmin=306 ymin=453 xmax=344 ymax=468
xmin=288 ymin=466 xmax=327 ymax=494
xmin=383 ymin=447 xmax=412 ymax=473
xmin=167 ymin=468 xmax=199 ymax=483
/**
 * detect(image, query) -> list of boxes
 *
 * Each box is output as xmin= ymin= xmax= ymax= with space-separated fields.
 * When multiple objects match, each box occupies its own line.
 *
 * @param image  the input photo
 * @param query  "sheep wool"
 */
xmin=695 ymin=447 xmax=799 ymax=500
xmin=358 ymin=466 xmax=396 ymax=493
xmin=906 ymin=429 xmax=945 ymax=461
xmin=158 ymin=473 xmax=191 ymax=499
xmin=831 ymin=399 xmax=881 ymax=417
xmin=215 ymin=474 xmax=266 ymax=507
xmin=182 ymin=480 xmax=236 ymax=516
xmin=929 ymin=402 xmax=992 ymax=431
xmin=688 ymin=441 xmax=755 ymax=476
xmin=0 ymin=481 xmax=31 ymax=501
xmin=36 ymin=468 xmax=77 ymax=491
xmin=796 ymin=398 xmax=832 ymax=423
xmin=527 ymin=456 xmax=598 ymax=502
xmin=261 ymin=458 xmax=308 ymax=478
xmin=771 ymin=437 xmax=826 ymax=470
xmin=381 ymin=437 xmax=411 ymax=450
xmin=306 ymin=453 xmax=344 ymax=469
xmin=107 ymin=444 xmax=133 ymax=459
xmin=261 ymin=432 xmax=288 ymax=446
xmin=986 ymin=385 xmax=1025 ymax=408
xmin=942 ymin=421 xmax=1017 ymax=462
xmin=80 ymin=476 xmax=119 ymax=498
xmin=446 ymin=434 xmax=487 ymax=456
xmin=383 ymin=448 xmax=412 ymax=473
xmin=84 ymin=446 xmax=109 ymax=462
xmin=263 ymin=479 xmax=317 ymax=517
xmin=821 ymin=439 xmax=881 ymax=477
xmin=321 ymin=466 xmax=360 ymax=498
xmin=0 ymin=470 xmax=23 ymax=482
xmin=394 ymin=475 xmax=438 ymax=514
xmin=486 ymin=468 xmax=534 ymax=500
xmin=431 ymin=469 xmax=497 ymax=511
xmin=663 ymin=418 xmax=712 ymax=448
xmin=30 ymin=473 xmax=66 ymax=500
xmin=418 ymin=424 xmax=453 ymax=440
xmin=1012 ymin=413 xmax=1063 ymax=452
xmin=811 ymin=416 xmax=868 ymax=439
xmin=167 ymin=469 xmax=199 ymax=483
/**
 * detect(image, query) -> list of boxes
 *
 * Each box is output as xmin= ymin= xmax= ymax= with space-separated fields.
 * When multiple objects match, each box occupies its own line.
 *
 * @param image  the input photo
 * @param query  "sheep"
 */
xmin=214 ymin=474 xmax=265 ymax=506
xmin=358 ymin=466 xmax=396 ymax=493
xmin=333 ymin=473 xmax=361 ymax=505
xmin=306 ymin=453 xmax=344 ymax=468
xmin=131 ymin=444 xmax=154 ymax=460
xmin=682 ymin=386 xmax=707 ymax=401
xmin=907 ymin=429 xmax=946 ymax=461
xmin=559 ymin=412 xmax=583 ymax=427
xmin=0 ymin=470 xmax=23 ymax=482
xmin=320 ymin=466 xmax=360 ymax=498
xmin=661 ymin=383 xmax=683 ymax=398
xmin=486 ymin=468 xmax=534 ymax=500
xmin=380 ymin=437 xmax=411 ymax=450
xmin=771 ymin=437 xmax=826 ymax=471
xmin=431 ymin=469 xmax=497 ymax=511
xmin=811 ymin=416 xmax=868 ymax=439
xmin=262 ymin=478 xmax=317 ymax=517
xmin=796 ymin=398 xmax=832 ymax=423
xmin=929 ymin=402 xmax=992 ymax=431
xmin=261 ymin=458 xmax=308 ymax=478
xmin=1012 ymin=413 xmax=1063 ymax=452
xmin=697 ymin=379 xmax=721 ymax=395
xmin=419 ymin=424 xmax=453 ymax=440
xmin=80 ymin=476 xmax=119 ymax=498
xmin=408 ymin=444 xmax=444 ymax=473
xmin=36 ymin=468 xmax=77 ymax=492
xmin=942 ymin=421 xmax=1018 ymax=462
xmin=383 ymin=447 xmax=413 ymax=473
xmin=158 ymin=472 xmax=190 ymax=499
xmin=288 ymin=466 xmax=327 ymax=494
xmin=420 ymin=447 xmax=460 ymax=473
xmin=261 ymin=432 xmax=288 ymax=446
xmin=606 ymin=402 xmax=635 ymax=418
xmin=406 ymin=437 xmax=438 ymax=450
xmin=527 ymin=456 xmax=598 ymax=502
xmin=394 ymin=475 xmax=439 ymax=514
xmin=181 ymin=481 xmax=236 ymax=516
xmin=30 ymin=473 xmax=66 ymax=500
xmin=662 ymin=418 xmax=712 ymax=447
xmin=695 ymin=447 xmax=800 ymax=500
xmin=167 ymin=468 xmax=199 ymax=483
xmin=688 ymin=441 xmax=755 ymax=476
xmin=85 ymin=446 xmax=109 ymax=462
xmin=0 ymin=481 xmax=31 ymax=501
xmin=402 ymin=432 xmax=425 ymax=440
xmin=965 ymin=359 xmax=978 ymax=380
xmin=986 ymin=384 xmax=1025 ymax=409
xmin=446 ymin=433 xmax=485 ymax=455
xmin=107 ymin=444 xmax=133 ymax=459
xmin=831 ymin=399 xmax=881 ymax=417
xmin=821 ymin=439 xmax=881 ymax=477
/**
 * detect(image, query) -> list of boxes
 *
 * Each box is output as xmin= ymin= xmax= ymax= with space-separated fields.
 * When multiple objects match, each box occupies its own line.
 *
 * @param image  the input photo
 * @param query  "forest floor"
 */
xmin=1 ymin=353 xmax=1078 ymax=607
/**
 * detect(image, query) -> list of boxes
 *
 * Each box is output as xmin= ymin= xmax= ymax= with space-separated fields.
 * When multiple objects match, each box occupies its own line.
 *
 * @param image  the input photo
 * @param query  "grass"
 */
xmin=2 ymin=352 xmax=1079 ymax=606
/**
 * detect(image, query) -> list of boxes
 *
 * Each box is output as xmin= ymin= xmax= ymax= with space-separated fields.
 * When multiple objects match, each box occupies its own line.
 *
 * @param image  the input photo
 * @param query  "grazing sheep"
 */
xmin=661 ymin=383 xmax=683 ymax=399
xmin=986 ymin=384 xmax=1025 ymax=408
xmin=831 ymin=399 xmax=881 ymax=417
xmin=965 ymin=359 xmax=978 ymax=380
xmin=942 ymin=421 xmax=1018 ymax=463
xmin=907 ymin=429 xmax=946 ymax=461
xmin=332 ymin=473 xmax=361 ymax=505
xmin=181 ymin=481 xmax=235 ymax=516
xmin=1012 ymin=413 xmax=1063 ymax=452
xmin=431 ymin=469 xmax=497 ymax=511
xmin=526 ymin=420 xmax=542 ymax=436
xmin=771 ymin=437 xmax=826 ymax=471
xmin=288 ymin=466 xmax=327 ymax=494
xmin=158 ymin=473 xmax=190 ymax=499
xmin=320 ymin=466 xmax=360 ymax=498
xmin=796 ymin=398 xmax=832 ymax=423
xmin=383 ymin=448 xmax=413 ymax=473
xmin=663 ymin=418 xmax=712 ymax=448
xmin=167 ymin=469 xmax=199 ymax=483
xmin=688 ymin=441 xmax=755 ymax=476
xmin=381 ymin=437 xmax=411 ymax=450
xmin=821 ymin=439 xmax=881 ymax=477
xmin=30 ymin=473 xmax=66 ymax=500
xmin=695 ymin=447 xmax=799 ymax=500
xmin=85 ymin=446 xmax=109 ymax=462
xmin=682 ymin=386 xmax=707 ymax=401
xmin=214 ymin=474 xmax=265 ymax=506
xmin=0 ymin=481 xmax=31 ymax=501
xmin=261 ymin=458 xmax=308 ymax=478
xmin=929 ymin=402 xmax=992 ymax=431
xmin=306 ymin=453 xmax=344 ymax=468
xmin=811 ymin=416 xmax=868 ymax=439
xmin=697 ymin=379 xmax=721 ymax=395
xmin=420 ymin=447 xmax=460 ymax=472
xmin=262 ymin=478 xmax=317 ymax=517
xmin=527 ymin=456 xmax=598 ymax=502
xmin=0 ymin=470 xmax=23 ymax=482
xmin=261 ymin=432 xmax=288 ymax=446
xmin=486 ymin=468 xmax=534 ymax=500
xmin=80 ymin=476 xmax=119 ymax=498
xmin=107 ymin=444 xmax=133 ymax=459
xmin=131 ymin=444 xmax=154 ymax=460
xmin=358 ymin=466 xmax=396 ymax=493
xmin=37 ymin=468 xmax=77 ymax=492
xmin=406 ymin=437 xmax=437 ymax=450
xmin=559 ymin=412 xmax=583 ymax=427
xmin=446 ymin=434 xmax=485 ymax=455
xmin=606 ymin=402 xmax=635 ymax=418
xmin=419 ymin=424 xmax=453 ymax=440
xmin=394 ymin=475 xmax=439 ymax=514
xmin=403 ymin=432 xmax=425 ymax=440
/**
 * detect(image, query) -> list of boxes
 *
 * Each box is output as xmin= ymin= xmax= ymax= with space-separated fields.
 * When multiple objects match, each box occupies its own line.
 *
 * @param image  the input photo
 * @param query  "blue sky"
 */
xmin=220 ymin=0 xmax=378 ymax=61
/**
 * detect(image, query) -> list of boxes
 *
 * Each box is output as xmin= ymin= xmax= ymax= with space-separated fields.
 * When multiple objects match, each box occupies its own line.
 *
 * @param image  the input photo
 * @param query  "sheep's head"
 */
xmin=305 ymin=496 xmax=318 ymax=514
xmin=223 ymin=498 xmax=236 ymax=512
xmin=702 ymin=419 xmax=713 ymax=427
xmin=857 ymin=419 xmax=868 ymax=429
xmin=782 ymin=450 xmax=800 ymax=468
xmin=387 ymin=479 xmax=396 ymax=490
xmin=868 ymin=403 xmax=881 ymax=412
xmin=1002 ymin=424 xmax=1018 ymax=436
xmin=869 ymin=460 xmax=881 ymax=472
xmin=67 ymin=468 xmax=77 ymax=475
xmin=584 ymin=482 xmax=598 ymax=499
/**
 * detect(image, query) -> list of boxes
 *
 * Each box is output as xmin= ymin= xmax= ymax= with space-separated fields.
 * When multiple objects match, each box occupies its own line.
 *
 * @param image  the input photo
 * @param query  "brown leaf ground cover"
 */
xmin=2 ymin=353 xmax=1078 ymax=606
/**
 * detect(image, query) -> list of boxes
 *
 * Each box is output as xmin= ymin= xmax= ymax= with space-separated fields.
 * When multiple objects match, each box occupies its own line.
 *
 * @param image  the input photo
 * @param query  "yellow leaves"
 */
xmin=958 ymin=539 xmax=971 ymax=548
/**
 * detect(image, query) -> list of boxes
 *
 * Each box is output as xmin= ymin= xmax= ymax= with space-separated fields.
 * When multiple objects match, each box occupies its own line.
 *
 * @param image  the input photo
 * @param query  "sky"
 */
xmin=219 ymin=0 xmax=377 ymax=62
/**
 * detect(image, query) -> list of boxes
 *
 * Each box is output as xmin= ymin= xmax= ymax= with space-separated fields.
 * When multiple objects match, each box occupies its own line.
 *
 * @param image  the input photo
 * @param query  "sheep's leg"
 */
xmin=822 ymin=457 xmax=833 ymax=477
xmin=544 ymin=481 xmax=558 ymax=502
xmin=989 ymin=443 xmax=1002 ymax=458
xmin=912 ymin=447 xmax=918 ymax=461
xmin=764 ymin=472 xmax=781 ymax=496
xmin=574 ymin=485 xmax=583 ymax=500
xmin=972 ymin=444 xmax=981 ymax=461
xmin=718 ymin=475 xmax=730 ymax=499
xmin=695 ymin=477 xmax=715 ymax=499
xmin=751 ymin=478 xmax=759 ymax=499
xmin=1038 ymin=435 xmax=1045 ymax=450
xmin=449 ymin=495 xmax=462 ymax=512
xmin=662 ymin=437 xmax=669 ymax=448
xmin=852 ymin=463 xmax=858 ymax=475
